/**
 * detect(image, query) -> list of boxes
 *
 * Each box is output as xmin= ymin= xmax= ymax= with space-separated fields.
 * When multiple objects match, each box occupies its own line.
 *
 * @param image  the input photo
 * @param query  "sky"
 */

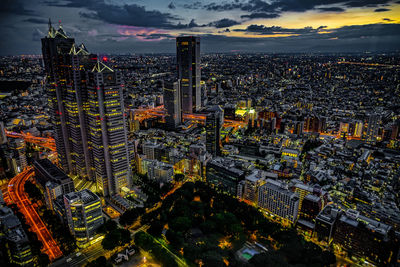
xmin=0 ymin=0 xmax=400 ymax=55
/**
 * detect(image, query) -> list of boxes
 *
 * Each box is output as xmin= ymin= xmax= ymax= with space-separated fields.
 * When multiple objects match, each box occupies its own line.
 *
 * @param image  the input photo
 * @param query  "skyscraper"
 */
xmin=41 ymin=20 xmax=74 ymax=173
xmin=176 ymin=36 xmax=201 ymax=113
xmin=205 ymin=106 xmax=223 ymax=157
xmin=41 ymin=22 xmax=131 ymax=196
xmin=87 ymin=61 xmax=131 ymax=196
xmin=163 ymin=80 xmax=181 ymax=130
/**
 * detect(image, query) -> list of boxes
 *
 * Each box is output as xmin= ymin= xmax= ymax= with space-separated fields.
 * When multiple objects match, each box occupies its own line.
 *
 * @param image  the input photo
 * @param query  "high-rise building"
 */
xmin=41 ymin=22 xmax=131 ymax=196
xmin=206 ymin=106 xmax=223 ymax=157
xmin=41 ymin=20 xmax=75 ymax=173
xmin=87 ymin=61 xmax=131 ymax=196
xmin=64 ymin=189 xmax=103 ymax=245
xmin=258 ymin=179 xmax=299 ymax=224
xmin=176 ymin=36 xmax=201 ymax=113
xmin=164 ymin=80 xmax=181 ymax=129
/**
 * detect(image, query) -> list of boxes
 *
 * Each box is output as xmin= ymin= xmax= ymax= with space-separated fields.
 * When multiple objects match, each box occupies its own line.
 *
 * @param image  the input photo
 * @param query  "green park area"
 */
xmin=133 ymin=181 xmax=336 ymax=267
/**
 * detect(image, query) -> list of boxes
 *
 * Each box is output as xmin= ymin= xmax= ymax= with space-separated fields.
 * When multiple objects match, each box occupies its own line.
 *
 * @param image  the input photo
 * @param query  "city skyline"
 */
xmin=1 ymin=2 xmax=400 ymax=266
xmin=1 ymin=0 xmax=400 ymax=55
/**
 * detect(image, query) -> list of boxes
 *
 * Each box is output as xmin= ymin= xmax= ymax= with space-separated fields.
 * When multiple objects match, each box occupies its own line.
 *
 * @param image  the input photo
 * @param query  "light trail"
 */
xmin=5 ymin=130 xmax=56 ymax=151
xmin=8 ymin=167 xmax=63 ymax=261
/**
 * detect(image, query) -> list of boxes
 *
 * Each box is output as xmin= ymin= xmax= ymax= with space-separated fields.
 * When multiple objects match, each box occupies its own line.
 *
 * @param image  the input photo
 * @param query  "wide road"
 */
xmin=8 ymin=167 xmax=63 ymax=261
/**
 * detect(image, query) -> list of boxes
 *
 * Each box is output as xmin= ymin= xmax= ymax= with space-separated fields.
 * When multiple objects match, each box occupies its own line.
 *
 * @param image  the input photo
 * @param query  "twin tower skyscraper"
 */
xmin=41 ymin=20 xmax=130 ymax=196
xmin=41 ymin=21 xmax=201 ymax=196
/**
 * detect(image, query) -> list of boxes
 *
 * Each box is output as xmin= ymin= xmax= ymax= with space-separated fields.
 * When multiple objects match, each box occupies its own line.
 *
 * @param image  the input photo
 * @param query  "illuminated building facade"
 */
xmin=258 ymin=179 xmax=299 ymax=224
xmin=42 ymin=22 xmax=131 ymax=196
xmin=176 ymin=36 xmax=201 ymax=113
xmin=0 ymin=206 xmax=33 ymax=266
xmin=164 ymin=80 xmax=181 ymax=130
xmin=353 ymin=120 xmax=363 ymax=138
xmin=64 ymin=189 xmax=103 ymax=245
xmin=7 ymin=139 xmax=27 ymax=175
xmin=87 ymin=61 xmax=131 ymax=196
xmin=365 ymin=113 xmax=380 ymax=143
xmin=206 ymin=106 xmax=223 ymax=157
xmin=333 ymin=209 xmax=396 ymax=265
xmin=41 ymin=20 xmax=75 ymax=173
xmin=243 ymin=171 xmax=265 ymax=203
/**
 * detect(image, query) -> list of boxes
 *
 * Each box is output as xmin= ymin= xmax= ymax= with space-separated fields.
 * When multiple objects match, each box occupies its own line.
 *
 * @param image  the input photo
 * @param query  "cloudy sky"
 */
xmin=0 ymin=0 xmax=400 ymax=55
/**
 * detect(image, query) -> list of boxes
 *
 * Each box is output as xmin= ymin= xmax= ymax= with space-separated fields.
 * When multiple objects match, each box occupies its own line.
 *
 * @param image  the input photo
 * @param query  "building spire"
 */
xmin=47 ymin=18 xmax=55 ymax=38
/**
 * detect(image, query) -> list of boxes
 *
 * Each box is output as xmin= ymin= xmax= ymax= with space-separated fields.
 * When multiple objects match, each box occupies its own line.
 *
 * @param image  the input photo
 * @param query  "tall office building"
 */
xmin=64 ymin=189 xmax=103 ymax=245
xmin=87 ymin=61 xmax=131 ymax=196
xmin=164 ymin=80 xmax=181 ymax=130
xmin=176 ymin=36 xmax=201 ymax=113
xmin=41 ymin=20 xmax=75 ymax=173
xmin=66 ymin=43 xmax=94 ymax=178
xmin=41 ymin=22 xmax=131 ymax=196
xmin=205 ymin=106 xmax=223 ymax=157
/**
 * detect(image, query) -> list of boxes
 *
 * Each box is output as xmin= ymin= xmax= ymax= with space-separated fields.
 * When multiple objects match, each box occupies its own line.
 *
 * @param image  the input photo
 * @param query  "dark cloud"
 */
xmin=234 ymin=24 xmax=326 ymax=35
xmin=137 ymin=33 xmax=175 ymax=40
xmin=316 ymin=7 xmax=345 ymax=12
xmin=241 ymin=12 xmax=280 ymax=19
xmin=344 ymin=0 xmax=392 ymax=7
xmin=0 ymin=0 xmax=35 ymax=16
xmin=197 ymin=0 xmax=395 ymax=15
xmin=24 ymin=18 xmax=49 ymax=24
xmin=374 ymin=8 xmax=391 ymax=12
xmin=209 ymin=18 xmax=240 ymax=28
xmin=168 ymin=2 xmax=176 ymax=9
xmin=382 ymin=18 xmax=394 ymax=22
xmin=46 ymin=0 xmax=187 ymax=29
xmin=183 ymin=1 xmax=202 ymax=9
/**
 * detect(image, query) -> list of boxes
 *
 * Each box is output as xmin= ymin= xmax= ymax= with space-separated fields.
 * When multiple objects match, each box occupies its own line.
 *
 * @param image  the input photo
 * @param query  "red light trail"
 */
xmin=8 ymin=167 xmax=63 ymax=261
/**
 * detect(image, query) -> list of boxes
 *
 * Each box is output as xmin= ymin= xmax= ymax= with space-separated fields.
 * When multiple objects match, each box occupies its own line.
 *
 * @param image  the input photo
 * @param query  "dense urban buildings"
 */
xmin=1 ymin=3 xmax=400 ymax=265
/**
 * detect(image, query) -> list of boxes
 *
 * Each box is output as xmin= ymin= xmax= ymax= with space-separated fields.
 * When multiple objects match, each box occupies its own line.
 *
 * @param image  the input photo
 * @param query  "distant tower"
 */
xmin=41 ymin=19 xmax=75 ymax=173
xmin=176 ymin=36 xmax=201 ymax=113
xmin=206 ymin=106 xmax=223 ymax=157
xmin=164 ymin=79 xmax=181 ymax=130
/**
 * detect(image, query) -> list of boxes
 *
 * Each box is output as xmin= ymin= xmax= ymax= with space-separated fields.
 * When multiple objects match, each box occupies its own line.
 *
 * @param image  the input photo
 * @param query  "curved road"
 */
xmin=8 ymin=167 xmax=63 ymax=261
